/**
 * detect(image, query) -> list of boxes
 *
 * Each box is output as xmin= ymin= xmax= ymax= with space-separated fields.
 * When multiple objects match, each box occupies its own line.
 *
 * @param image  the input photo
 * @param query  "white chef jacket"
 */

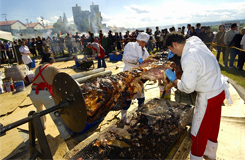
xmin=177 ymin=36 xmax=228 ymax=136
xmin=19 ymin=45 xmax=32 ymax=64
xmin=123 ymin=41 xmax=149 ymax=99
xmin=123 ymin=42 xmax=149 ymax=71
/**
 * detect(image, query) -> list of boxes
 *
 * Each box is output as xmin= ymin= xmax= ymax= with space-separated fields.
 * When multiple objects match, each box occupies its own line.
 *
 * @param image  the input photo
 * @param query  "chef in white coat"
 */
xmin=164 ymin=32 xmax=232 ymax=160
xmin=121 ymin=32 xmax=150 ymax=124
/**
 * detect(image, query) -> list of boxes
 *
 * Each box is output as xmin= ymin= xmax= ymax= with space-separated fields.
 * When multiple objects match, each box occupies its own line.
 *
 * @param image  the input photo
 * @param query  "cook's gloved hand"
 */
xmin=165 ymin=69 xmax=177 ymax=82
xmin=138 ymin=58 xmax=144 ymax=64
xmin=167 ymin=51 xmax=175 ymax=60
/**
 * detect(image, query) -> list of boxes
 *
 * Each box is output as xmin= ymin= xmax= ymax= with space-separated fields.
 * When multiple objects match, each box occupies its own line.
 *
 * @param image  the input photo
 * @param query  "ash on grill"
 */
xmin=71 ymin=99 xmax=193 ymax=159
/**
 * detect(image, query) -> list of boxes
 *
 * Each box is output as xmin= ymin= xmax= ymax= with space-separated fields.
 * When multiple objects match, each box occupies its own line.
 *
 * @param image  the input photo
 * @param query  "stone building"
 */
xmin=25 ymin=22 xmax=44 ymax=31
xmin=72 ymin=2 xmax=102 ymax=33
xmin=0 ymin=20 xmax=26 ymax=34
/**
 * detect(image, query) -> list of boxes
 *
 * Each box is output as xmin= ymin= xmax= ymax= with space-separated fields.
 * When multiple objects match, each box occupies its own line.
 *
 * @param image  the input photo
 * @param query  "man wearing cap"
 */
xmin=86 ymin=42 xmax=107 ymax=68
xmin=121 ymin=32 xmax=150 ymax=124
xmin=29 ymin=54 xmax=73 ymax=140
xmin=224 ymin=23 xmax=237 ymax=67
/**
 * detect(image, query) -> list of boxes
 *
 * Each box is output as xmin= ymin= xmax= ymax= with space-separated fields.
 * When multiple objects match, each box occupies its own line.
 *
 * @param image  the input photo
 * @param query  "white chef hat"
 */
xmin=136 ymin=32 xmax=150 ymax=43
xmin=86 ymin=42 xmax=91 ymax=47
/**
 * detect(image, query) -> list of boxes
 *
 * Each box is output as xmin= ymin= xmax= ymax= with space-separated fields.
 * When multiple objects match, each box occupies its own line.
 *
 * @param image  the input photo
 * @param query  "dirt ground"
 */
xmin=0 ymin=54 xmax=244 ymax=159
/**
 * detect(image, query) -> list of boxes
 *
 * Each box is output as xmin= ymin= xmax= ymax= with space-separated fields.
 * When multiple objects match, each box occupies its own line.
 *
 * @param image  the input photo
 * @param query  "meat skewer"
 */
xmin=81 ymin=59 xmax=182 ymax=124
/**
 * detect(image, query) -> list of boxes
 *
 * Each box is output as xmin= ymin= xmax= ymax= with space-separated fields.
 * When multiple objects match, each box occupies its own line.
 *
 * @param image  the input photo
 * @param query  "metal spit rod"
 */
xmin=75 ymin=70 xmax=112 ymax=84
xmin=0 ymin=101 xmax=69 ymax=134
xmin=71 ymin=68 xmax=105 ymax=79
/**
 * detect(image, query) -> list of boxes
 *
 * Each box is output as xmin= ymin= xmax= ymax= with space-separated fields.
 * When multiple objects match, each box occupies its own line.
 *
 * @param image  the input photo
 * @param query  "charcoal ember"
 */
xmin=70 ymin=99 xmax=193 ymax=160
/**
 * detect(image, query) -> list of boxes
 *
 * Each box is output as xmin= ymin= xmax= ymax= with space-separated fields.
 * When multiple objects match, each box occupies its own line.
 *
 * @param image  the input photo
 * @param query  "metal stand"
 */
xmin=28 ymin=111 xmax=52 ymax=160
xmin=0 ymin=102 xmax=69 ymax=160
xmin=0 ymin=72 xmax=88 ymax=159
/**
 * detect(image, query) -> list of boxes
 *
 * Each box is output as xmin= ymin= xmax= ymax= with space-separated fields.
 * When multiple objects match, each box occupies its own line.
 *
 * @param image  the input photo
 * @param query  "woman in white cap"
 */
xmin=121 ymin=32 xmax=150 ymax=124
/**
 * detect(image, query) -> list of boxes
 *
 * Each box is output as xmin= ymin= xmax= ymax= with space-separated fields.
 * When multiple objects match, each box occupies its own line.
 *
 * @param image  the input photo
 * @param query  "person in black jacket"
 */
xmin=199 ymin=26 xmax=207 ymax=42
xmin=30 ymin=38 xmax=37 ymax=56
xmin=36 ymin=36 xmax=43 ymax=56
xmin=228 ymin=29 xmax=244 ymax=68
xmin=72 ymin=32 xmax=81 ymax=51
xmin=115 ymin=32 xmax=122 ymax=51
xmin=205 ymin=26 xmax=214 ymax=50
xmin=190 ymin=26 xmax=197 ymax=37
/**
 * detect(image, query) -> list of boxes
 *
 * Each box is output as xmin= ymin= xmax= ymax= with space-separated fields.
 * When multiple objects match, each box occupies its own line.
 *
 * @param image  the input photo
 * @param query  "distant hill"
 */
xmin=132 ymin=19 xmax=245 ymax=31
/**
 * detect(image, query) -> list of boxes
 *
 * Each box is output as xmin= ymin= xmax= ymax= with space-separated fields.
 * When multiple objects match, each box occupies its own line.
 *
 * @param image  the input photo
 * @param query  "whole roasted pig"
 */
xmin=80 ymin=58 xmax=182 ymax=124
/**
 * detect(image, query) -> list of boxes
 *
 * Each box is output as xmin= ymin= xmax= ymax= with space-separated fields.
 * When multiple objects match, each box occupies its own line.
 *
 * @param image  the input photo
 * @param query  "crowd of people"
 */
xmin=0 ymin=22 xmax=244 ymax=70
xmin=1 ymin=21 xmax=244 ymax=160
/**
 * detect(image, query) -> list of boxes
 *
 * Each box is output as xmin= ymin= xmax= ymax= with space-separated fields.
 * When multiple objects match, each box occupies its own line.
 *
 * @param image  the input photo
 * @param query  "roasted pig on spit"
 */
xmin=80 ymin=57 xmax=182 ymax=124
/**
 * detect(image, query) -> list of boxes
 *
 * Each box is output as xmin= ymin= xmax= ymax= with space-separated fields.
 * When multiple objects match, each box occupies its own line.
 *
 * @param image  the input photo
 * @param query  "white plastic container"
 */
xmin=27 ymin=70 xmax=35 ymax=83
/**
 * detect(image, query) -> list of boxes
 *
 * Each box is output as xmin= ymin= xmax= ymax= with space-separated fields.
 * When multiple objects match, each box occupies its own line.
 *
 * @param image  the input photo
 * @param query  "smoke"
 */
xmin=90 ymin=18 xmax=100 ymax=34
xmin=51 ymin=16 xmax=59 ymax=22
xmin=36 ymin=16 xmax=51 ymax=26
xmin=67 ymin=16 xmax=74 ymax=24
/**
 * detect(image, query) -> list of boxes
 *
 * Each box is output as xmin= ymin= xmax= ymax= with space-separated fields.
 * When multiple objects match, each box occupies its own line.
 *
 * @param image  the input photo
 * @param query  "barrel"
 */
xmin=14 ymin=80 xmax=25 ymax=92
xmin=2 ymin=77 xmax=14 ymax=92
xmin=4 ymin=65 xmax=25 ymax=82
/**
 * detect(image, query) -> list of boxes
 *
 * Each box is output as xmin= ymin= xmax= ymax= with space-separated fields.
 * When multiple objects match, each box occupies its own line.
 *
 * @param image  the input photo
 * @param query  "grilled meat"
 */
xmin=81 ymin=60 xmax=182 ymax=124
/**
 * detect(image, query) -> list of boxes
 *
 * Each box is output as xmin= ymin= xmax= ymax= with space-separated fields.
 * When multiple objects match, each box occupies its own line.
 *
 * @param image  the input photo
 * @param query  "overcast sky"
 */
xmin=1 ymin=0 xmax=245 ymax=28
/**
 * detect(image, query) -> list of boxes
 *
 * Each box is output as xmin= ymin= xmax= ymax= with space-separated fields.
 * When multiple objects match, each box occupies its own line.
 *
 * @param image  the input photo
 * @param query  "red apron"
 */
xmin=92 ymin=45 xmax=105 ymax=59
xmin=32 ymin=64 xmax=53 ymax=96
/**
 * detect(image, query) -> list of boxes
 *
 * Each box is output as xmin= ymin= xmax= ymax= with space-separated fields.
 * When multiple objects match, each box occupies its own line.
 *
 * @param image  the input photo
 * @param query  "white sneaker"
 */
xmin=203 ymin=140 xmax=218 ymax=160
xmin=190 ymin=152 xmax=203 ymax=160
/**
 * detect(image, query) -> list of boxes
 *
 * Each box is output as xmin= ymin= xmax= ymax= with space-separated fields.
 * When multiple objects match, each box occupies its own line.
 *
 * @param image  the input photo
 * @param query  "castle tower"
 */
xmin=90 ymin=2 xmax=102 ymax=33
xmin=72 ymin=4 xmax=90 ymax=32
xmin=63 ymin=13 xmax=68 ymax=26
xmin=72 ymin=3 xmax=102 ymax=32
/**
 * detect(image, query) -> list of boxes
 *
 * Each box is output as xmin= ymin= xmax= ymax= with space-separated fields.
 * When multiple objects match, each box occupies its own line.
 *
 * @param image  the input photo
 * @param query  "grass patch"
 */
xmin=212 ymin=50 xmax=245 ymax=89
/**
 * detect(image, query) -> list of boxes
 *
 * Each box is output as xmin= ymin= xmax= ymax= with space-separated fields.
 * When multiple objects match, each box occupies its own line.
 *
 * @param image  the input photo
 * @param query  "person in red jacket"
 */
xmin=86 ymin=42 xmax=107 ymax=68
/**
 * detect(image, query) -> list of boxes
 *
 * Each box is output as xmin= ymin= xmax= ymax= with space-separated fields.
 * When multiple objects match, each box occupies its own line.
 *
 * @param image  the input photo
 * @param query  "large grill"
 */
xmin=66 ymin=99 xmax=193 ymax=159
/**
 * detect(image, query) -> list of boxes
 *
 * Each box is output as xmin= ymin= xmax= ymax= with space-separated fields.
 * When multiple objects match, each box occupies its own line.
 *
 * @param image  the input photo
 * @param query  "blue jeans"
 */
xmin=147 ymin=41 xmax=153 ymax=52
xmin=229 ymin=48 xmax=240 ymax=68
xmin=98 ymin=57 xmax=107 ymax=68
xmin=26 ymin=62 xmax=33 ymax=70
xmin=6 ymin=51 xmax=13 ymax=60
xmin=123 ymin=97 xmax=145 ymax=110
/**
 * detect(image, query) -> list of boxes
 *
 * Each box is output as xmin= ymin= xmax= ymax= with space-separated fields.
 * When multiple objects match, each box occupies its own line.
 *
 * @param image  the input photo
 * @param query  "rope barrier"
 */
xmin=206 ymin=42 xmax=245 ymax=52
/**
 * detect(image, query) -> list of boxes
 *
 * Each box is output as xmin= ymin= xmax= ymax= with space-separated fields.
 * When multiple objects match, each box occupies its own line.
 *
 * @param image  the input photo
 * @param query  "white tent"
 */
xmin=0 ymin=30 xmax=19 ymax=64
xmin=0 ymin=30 xmax=13 ymax=42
